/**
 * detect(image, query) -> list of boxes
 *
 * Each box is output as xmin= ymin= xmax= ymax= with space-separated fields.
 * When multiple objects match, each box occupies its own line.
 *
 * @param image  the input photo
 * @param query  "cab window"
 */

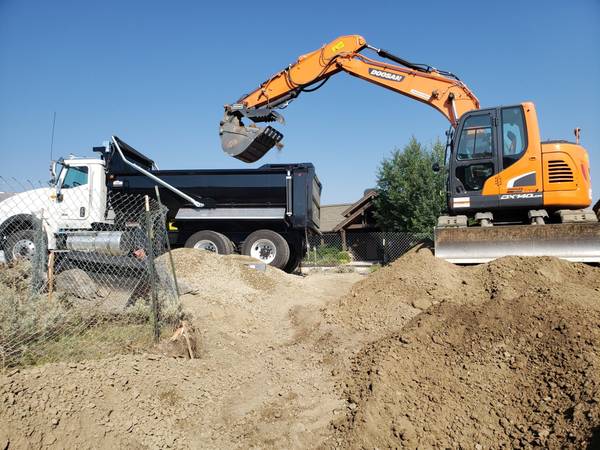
xmin=456 ymin=163 xmax=494 ymax=191
xmin=457 ymin=114 xmax=493 ymax=160
xmin=501 ymin=106 xmax=527 ymax=169
xmin=62 ymin=166 xmax=88 ymax=188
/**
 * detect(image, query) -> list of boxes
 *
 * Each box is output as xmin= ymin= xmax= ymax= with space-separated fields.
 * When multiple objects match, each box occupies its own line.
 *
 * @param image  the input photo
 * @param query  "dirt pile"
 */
xmin=333 ymin=254 xmax=600 ymax=448
xmin=2 ymin=245 xmax=600 ymax=449
xmin=1 ymin=248 xmax=360 ymax=449
xmin=333 ymin=246 xmax=486 ymax=338
xmin=0 ymin=355 xmax=195 ymax=449
xmin=156 ymin=248 xmax=292 ymax=301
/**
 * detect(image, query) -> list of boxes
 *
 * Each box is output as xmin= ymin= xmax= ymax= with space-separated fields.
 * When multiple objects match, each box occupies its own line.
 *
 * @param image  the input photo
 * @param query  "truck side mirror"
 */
xmin=432 ymin=162 xmax=440 ymax=172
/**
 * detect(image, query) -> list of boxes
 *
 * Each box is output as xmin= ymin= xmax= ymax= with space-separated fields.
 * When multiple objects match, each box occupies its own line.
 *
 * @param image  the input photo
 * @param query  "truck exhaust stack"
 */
xmin=219 ymin=112 xmax=283 ymax=163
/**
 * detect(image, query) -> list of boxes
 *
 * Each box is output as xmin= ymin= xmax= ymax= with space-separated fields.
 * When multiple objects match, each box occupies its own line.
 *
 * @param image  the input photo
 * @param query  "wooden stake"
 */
xmin=47 ymin=251 xmax=55 ymax=301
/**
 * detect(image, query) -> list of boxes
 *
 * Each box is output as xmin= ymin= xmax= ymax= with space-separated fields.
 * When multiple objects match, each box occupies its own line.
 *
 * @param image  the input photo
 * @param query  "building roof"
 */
xmin=319 ymin=203 xmax=353 ymax=232
xmin=333 ymin=190 xmax=379 ymax=232
xmin=340 ymin=189 xmax=377 ymax=218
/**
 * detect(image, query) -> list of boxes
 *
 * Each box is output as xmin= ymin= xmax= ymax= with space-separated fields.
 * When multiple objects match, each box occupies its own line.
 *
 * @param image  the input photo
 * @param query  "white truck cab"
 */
xmin=0 ymin=156 xmax=110 ymax=261
xmin=52 ymin=157 xmax=108 ymax=229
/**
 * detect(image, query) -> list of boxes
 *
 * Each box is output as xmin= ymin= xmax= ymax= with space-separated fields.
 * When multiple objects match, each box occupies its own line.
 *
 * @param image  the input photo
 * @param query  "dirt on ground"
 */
xmin=0 ymin=250 xmax=362 ymax=449
xmin=1 ymin=247 xmax=600 ymax=449
xmin=331 ymin=250 xmax=600 ymax=449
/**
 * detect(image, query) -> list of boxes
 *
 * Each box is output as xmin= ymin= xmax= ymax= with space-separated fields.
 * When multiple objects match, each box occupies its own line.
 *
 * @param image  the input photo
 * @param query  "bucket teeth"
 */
xmin=220 ymin=114 xmax=283 ymax=163
xmin=236 ymin=126 xmax=283 ymax=163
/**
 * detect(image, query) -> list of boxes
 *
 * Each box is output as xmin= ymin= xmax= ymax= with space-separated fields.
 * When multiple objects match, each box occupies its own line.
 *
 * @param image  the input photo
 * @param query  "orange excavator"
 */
xmin=219 ymin=35 xmax=600 ymax=263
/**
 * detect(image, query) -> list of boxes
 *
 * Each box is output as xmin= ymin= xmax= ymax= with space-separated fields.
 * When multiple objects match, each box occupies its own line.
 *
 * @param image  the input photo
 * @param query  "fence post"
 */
xmin=383 ymin=232 xmax=389 ymax=265
xmin=340 ymin=229 xmax=347 ymax=251
xmin=144 ymin=195 xmax=160 ymax=342
xmin=47 ymin=251 xmax=55 ymax=301
xmin=30 ymin=212 xmax=46 ymax=297
xmin=154 ymin=186 xmax=180 ymax=300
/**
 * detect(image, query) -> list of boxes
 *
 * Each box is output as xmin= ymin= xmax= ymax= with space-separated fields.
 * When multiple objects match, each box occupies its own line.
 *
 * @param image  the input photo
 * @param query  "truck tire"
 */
xmin=184 ymin=230 xmax=233 ymax=255
xmin=242 ymin=230 xmax=290 ymax=270
xmin=284 ymin=248 xmax=303 ymax=274
xmin=4 ymin=229 xmax=37 ymax=262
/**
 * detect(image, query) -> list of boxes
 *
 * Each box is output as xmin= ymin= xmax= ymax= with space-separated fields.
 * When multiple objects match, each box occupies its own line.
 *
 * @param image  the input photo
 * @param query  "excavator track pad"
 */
xmin=435 ymin=222 xmax=600 ymax=264
xmin=220 ymin=113 xmax=283 ymax=163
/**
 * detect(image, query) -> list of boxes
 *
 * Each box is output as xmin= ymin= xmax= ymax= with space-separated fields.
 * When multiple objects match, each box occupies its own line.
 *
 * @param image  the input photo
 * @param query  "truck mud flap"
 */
xmin=434 ymin=222 xmax=600 ymax=264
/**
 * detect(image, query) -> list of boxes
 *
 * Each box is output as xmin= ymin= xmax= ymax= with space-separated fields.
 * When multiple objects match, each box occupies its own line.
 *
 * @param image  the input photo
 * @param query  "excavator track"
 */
xmin=434 ymin=222 xmax=600 ymax=264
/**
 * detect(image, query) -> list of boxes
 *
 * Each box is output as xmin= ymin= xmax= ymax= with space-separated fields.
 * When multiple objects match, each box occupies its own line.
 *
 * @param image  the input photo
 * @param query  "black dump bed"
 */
xmin=96 ymin=136 xmax=321 ymax=232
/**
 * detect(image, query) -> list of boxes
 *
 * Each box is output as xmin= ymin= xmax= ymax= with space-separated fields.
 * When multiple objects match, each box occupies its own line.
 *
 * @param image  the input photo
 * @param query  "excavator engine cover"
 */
xmin=220 ymin=113 xmax=283 ymax=163
xmin=434 ymin=222 xmax=600 ymax=263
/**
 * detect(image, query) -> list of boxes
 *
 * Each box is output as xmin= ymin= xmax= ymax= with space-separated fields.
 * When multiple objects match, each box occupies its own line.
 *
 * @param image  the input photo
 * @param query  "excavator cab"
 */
xmin=445 ymin=102 xmax=593 ymax=218
xmin=446 ymin=104 xmax=538 ymax=215
xmin=436 ymin=102 xmax=600 ymax=263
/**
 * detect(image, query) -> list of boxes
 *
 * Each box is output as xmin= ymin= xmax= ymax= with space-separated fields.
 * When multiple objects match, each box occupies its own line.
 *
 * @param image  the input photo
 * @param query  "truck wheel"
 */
xmin=184 ymin=231 xmax=233 ymax=255
xmin=5 ymin=229 xmax=37 ymax=262
xmin=242 ymin=230 xmax=290 ymax=269
xmin=284 ymin=248 xmax=303 ymax=274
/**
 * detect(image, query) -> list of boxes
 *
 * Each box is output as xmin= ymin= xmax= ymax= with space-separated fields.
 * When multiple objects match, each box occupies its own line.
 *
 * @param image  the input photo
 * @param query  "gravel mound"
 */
xmin=333 ymin=252 xmax=600 ymax=448
xmin=156 ymin=248 xmax=294 ymax=307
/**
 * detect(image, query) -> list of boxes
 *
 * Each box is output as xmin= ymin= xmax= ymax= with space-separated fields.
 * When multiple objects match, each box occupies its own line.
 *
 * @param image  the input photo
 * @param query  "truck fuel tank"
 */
xmin=65 ymin=231 xmax=131 ymax=256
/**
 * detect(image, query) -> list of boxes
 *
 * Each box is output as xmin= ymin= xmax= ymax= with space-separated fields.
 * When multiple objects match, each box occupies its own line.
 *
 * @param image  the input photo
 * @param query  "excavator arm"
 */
xmin=220 ymin=34 xmax=480 ymax=162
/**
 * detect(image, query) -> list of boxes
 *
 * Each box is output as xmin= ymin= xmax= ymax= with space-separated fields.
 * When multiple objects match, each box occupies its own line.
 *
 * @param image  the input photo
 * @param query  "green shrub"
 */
xmin=0 ymin=261 xmax=182 ymax=369
xmin=305 ymin=245 xmax=351 ymax=265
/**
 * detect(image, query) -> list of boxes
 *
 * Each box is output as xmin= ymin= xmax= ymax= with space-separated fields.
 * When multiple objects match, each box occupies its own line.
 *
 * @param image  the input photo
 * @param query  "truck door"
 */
xmin=58 ymin=165 xmax=91 ymax=228
xmin=449 ymin=109 xmax=500 ymax=212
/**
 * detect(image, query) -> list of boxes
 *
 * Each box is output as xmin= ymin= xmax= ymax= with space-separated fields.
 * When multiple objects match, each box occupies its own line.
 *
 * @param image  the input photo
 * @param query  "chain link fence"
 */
xmin=0 ymin=177 xmax=181 ymax=369
xmin=303 ymin=231 xmax=432 ymax=267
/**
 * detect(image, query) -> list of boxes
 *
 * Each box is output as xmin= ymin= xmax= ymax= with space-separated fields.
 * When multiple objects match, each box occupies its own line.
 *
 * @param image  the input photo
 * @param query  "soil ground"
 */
xmin=1 ymin=248 xmax=599 ymax=449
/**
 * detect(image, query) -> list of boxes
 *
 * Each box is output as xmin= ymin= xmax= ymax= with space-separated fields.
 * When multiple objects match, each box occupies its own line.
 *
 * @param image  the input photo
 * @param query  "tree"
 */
xmin=374 ymin=137 xmax=446 ymax=233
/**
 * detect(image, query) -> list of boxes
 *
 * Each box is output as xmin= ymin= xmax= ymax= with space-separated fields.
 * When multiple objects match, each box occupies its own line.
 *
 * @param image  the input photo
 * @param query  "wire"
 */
xmin=300 ymin=76 xmax=330 ymax=93
xmin=50 ymin=112 xmax=56 ymax=161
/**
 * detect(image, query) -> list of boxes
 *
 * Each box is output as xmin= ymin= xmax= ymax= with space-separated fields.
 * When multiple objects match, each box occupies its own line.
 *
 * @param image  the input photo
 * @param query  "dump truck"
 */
xmin=0 ymin=136 xmax=321 ymax=272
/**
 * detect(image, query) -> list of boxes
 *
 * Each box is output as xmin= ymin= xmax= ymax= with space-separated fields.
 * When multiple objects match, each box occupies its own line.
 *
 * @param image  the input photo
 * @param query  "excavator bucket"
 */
xmin=219 ymin=113 xmax=283 ymax=163
xmin=434 ymin=222 xmax=600 ymax=264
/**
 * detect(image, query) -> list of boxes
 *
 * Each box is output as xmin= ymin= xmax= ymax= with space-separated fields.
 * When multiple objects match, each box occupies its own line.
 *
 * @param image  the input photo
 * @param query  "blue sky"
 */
xmin=1 ymin=0 xmax=599 ymax=204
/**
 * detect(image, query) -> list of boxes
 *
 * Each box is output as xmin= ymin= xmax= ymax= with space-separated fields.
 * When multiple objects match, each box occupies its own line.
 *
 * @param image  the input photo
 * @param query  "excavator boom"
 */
xmin=220 ymin=35 xmax=479 ymax=162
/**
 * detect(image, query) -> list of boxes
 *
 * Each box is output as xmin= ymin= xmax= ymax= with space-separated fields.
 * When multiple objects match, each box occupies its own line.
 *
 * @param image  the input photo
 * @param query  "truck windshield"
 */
xmin=62 ymin=166 xmax=88 ymax=188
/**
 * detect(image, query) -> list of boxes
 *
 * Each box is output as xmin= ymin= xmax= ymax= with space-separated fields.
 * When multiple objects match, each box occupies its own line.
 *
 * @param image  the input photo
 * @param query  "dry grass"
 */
xmin=0 ymin=261 xmax=183 ymax=369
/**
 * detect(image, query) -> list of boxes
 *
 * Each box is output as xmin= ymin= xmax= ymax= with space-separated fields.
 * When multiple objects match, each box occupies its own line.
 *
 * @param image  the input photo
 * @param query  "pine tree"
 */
xmin=374 ymin=137 xmax=446 ymax=233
